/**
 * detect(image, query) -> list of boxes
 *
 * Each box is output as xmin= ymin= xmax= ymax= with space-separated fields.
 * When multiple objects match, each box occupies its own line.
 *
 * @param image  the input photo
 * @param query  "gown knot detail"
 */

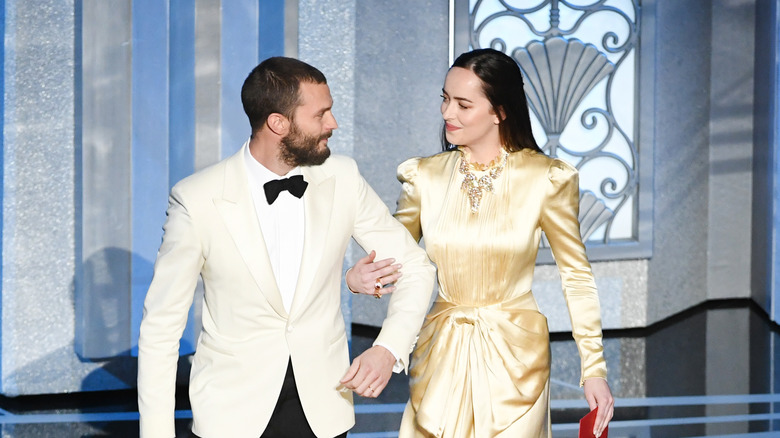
xmin=409 ymin=297 xmax=552 ymax=437
xmin=451 ymin=308 xmax=479 ymax=326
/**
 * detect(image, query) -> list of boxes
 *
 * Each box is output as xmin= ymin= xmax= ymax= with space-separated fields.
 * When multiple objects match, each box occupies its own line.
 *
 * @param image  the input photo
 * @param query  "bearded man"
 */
xmin=137 ymin=57 xmax=435 ymax=438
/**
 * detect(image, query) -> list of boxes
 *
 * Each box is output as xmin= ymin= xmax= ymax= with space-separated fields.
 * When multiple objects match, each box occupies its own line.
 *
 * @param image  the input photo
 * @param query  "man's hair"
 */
xmin=241 ymin=57 xmax=327 ymax=133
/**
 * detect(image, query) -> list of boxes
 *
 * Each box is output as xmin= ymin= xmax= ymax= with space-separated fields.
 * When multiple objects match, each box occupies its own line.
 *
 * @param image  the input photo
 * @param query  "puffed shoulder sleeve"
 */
xmin=541 ymin=159 xmax=607 ymax=385
xmin=394 ymin=157 xmax=423 ymax=242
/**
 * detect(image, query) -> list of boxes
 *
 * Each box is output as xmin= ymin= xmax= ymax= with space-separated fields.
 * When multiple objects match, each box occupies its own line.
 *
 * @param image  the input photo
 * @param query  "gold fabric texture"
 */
xmin=395 ymin=149 xmax=607 ymax=438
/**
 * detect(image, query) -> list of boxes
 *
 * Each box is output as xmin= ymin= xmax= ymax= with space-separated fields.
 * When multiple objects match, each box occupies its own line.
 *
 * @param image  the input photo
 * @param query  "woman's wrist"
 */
xmin=345 ymin=267 xmax=359 ymax=294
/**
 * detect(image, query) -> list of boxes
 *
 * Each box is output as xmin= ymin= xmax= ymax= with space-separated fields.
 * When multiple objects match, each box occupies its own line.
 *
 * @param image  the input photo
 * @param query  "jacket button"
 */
xmin=287 ymin=325 xmax=294 ymax=333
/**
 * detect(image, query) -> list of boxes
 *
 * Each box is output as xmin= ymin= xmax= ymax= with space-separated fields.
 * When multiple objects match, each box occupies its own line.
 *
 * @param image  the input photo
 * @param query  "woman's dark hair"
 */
xmin=442 ymin=48 xmax=542 ymax=153
xmin=241 ymin=57 xmax=327 ymax=133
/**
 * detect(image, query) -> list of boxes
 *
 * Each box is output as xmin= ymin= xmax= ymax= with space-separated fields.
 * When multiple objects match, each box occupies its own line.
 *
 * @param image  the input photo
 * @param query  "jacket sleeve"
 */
xmin=539 ymin=159 xmax=607 ymax=385
xmin=137 ymin=186 xmax=205 ymax=438
xmin=348 ymin=159 xmax=435 ymax=372
xmin=393 ymin=157 xmax=423 ymax=242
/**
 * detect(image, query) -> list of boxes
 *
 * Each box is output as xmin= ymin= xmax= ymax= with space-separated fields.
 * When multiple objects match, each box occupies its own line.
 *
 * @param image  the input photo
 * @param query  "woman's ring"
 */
xmin=374 ymin=278 xmax=382 ymax=291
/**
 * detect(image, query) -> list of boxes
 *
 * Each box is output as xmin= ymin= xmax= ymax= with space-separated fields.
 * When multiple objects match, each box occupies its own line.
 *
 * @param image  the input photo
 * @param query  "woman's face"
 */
xmin=440 ymin=67 xmax=501 ymax=152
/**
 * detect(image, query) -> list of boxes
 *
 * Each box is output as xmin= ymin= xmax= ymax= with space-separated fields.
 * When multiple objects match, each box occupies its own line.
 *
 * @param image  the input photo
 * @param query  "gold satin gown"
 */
xmin=394 ymin=148 xmax=607 ymax=438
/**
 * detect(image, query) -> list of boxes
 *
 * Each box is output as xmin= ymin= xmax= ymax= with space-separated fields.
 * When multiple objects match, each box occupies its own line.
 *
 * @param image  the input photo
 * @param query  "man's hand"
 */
xmin=583 ymin=378 xmax=614 ymax=437
xmin=339 ymin=345 xmax=396 ymax=398
xmin=345 ymin=250 xmax=402 ymax=297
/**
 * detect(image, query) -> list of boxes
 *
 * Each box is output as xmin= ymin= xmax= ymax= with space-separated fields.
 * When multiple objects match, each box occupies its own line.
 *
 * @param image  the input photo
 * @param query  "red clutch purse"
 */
xmin=579 ymin=407 xmax=608 ymax=438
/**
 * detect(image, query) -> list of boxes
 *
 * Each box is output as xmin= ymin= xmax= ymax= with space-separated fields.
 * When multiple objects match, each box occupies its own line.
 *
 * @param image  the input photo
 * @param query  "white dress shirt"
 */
xmin=244 ymin=147 xmax=305 ymax=313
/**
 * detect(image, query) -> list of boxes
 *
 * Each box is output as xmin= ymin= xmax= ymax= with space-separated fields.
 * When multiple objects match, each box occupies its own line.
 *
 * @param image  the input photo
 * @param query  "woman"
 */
xmin=347 ymin=48 xmax=613 ymax=437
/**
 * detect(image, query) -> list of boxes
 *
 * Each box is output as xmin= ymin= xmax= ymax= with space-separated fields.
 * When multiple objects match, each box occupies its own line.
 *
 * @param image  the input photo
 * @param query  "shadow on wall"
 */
xmin=72 ymin=247 xmax=194 ymax=391
xmin=75 ymin=247 xmax=136 ymax=360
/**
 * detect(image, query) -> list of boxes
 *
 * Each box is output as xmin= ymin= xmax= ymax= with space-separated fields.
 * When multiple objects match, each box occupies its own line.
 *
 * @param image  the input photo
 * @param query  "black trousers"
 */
xmin=189 ymin=359 xmax=348 ymax=438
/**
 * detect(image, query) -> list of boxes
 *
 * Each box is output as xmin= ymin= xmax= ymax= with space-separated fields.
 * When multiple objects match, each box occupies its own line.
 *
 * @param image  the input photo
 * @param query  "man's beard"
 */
xmin=279 ymin=123 xmax=332 ymax=167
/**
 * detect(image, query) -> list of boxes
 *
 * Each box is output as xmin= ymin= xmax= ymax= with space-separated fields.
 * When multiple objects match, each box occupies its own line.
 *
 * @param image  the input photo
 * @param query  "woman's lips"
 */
xmin=445 ymin=123 xmax=460 ymax=132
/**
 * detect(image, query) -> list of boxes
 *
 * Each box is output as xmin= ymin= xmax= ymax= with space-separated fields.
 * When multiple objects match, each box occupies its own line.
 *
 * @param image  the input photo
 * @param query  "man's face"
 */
xmin=279 ymin=82 xmax=338 ymax=167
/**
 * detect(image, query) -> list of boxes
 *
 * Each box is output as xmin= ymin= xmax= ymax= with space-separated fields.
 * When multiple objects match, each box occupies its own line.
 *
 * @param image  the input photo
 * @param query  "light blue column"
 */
xmin=220 ymin=0 xmax=259 ymax=158
xmin=169 ymin=2 xmax=196 ymax=187
xmin=77 ymin=0 xmax=133 ymax=360
xmin=168 ymin=0 xmax=199 ymax=355
xmin=130 ymin=0 xmax=170 ymax=356
xmin=259 ymin=0 xmax=286 ymax=61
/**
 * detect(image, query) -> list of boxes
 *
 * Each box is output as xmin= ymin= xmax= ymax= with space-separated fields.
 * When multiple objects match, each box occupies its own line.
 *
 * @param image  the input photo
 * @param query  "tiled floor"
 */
xmin=0 ymin=300 xmax=777 ymax=437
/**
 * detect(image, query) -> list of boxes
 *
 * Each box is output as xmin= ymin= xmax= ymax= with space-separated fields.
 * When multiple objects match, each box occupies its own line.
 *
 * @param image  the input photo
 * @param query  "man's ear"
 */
xmin=266 ymin=113 xmax=290 ymax=136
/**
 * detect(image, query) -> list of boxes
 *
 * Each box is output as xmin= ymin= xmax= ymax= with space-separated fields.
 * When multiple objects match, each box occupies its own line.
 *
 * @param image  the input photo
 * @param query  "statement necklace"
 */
xmin=459 ymin=149 xmax=508 ymax=213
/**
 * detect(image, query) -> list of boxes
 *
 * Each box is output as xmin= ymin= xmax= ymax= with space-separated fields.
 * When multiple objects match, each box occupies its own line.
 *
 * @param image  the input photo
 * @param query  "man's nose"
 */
xmin=326 ymin=113 xmax=338 ymax=130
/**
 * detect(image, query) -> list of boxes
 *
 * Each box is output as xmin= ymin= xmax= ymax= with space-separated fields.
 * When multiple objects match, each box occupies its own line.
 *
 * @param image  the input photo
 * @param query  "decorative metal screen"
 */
xmin=452 ymin=0 xmax=651 ymax=261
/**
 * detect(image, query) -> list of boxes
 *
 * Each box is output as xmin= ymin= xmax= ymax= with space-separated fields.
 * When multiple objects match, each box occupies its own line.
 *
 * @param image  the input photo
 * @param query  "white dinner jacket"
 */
xmin=137 ymin=144 xmax=435 ymax=438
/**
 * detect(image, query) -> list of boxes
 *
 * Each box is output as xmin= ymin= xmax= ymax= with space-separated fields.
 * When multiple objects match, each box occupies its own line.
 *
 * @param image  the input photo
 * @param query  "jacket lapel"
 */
xmin=214 ymin=145 xmax=288 ymax=318
xmin=288 ymin=164 xmax=335 ymax=316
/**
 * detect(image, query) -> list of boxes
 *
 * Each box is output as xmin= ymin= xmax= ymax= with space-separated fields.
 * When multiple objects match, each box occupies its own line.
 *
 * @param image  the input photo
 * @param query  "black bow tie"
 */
xmin=263 ymin=175 xmax=308 ymax=204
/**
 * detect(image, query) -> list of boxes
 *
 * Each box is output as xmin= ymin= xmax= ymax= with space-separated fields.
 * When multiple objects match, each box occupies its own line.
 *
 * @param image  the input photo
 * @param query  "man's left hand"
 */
xmin=339 ymin=345 xmax=396 ymax=398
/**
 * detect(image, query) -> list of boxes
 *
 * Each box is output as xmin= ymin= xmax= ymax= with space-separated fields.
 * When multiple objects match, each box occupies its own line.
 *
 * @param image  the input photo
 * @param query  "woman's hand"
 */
xmin=583 ymin=377 xmax=614 ymax=437
xmin=345 ymin=250 xmax=403 ymax=298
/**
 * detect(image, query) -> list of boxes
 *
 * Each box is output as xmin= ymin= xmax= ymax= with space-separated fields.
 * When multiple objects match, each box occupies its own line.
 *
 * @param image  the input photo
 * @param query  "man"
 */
xmin=137 ymin=57 xmax=435 ymax=438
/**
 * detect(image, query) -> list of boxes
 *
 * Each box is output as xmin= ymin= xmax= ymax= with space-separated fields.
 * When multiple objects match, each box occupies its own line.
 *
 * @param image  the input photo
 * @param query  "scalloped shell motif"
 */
xmin=512 ymin=37 xmax=615 ymax=134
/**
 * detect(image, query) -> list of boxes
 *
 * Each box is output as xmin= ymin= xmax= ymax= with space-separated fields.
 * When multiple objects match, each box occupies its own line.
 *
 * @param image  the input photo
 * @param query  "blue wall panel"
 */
xmin=259 ymin=0 xmax=285 ymax=61
xmin=130 ymin=0 xmax=171 ymax=356
xmin=221 ymin=0 xmax=259 ymax=158
xmin=169 ymin=2 xmax=196 ymax=188
xmin=168 ymin=0 xmax=199 ymax=355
